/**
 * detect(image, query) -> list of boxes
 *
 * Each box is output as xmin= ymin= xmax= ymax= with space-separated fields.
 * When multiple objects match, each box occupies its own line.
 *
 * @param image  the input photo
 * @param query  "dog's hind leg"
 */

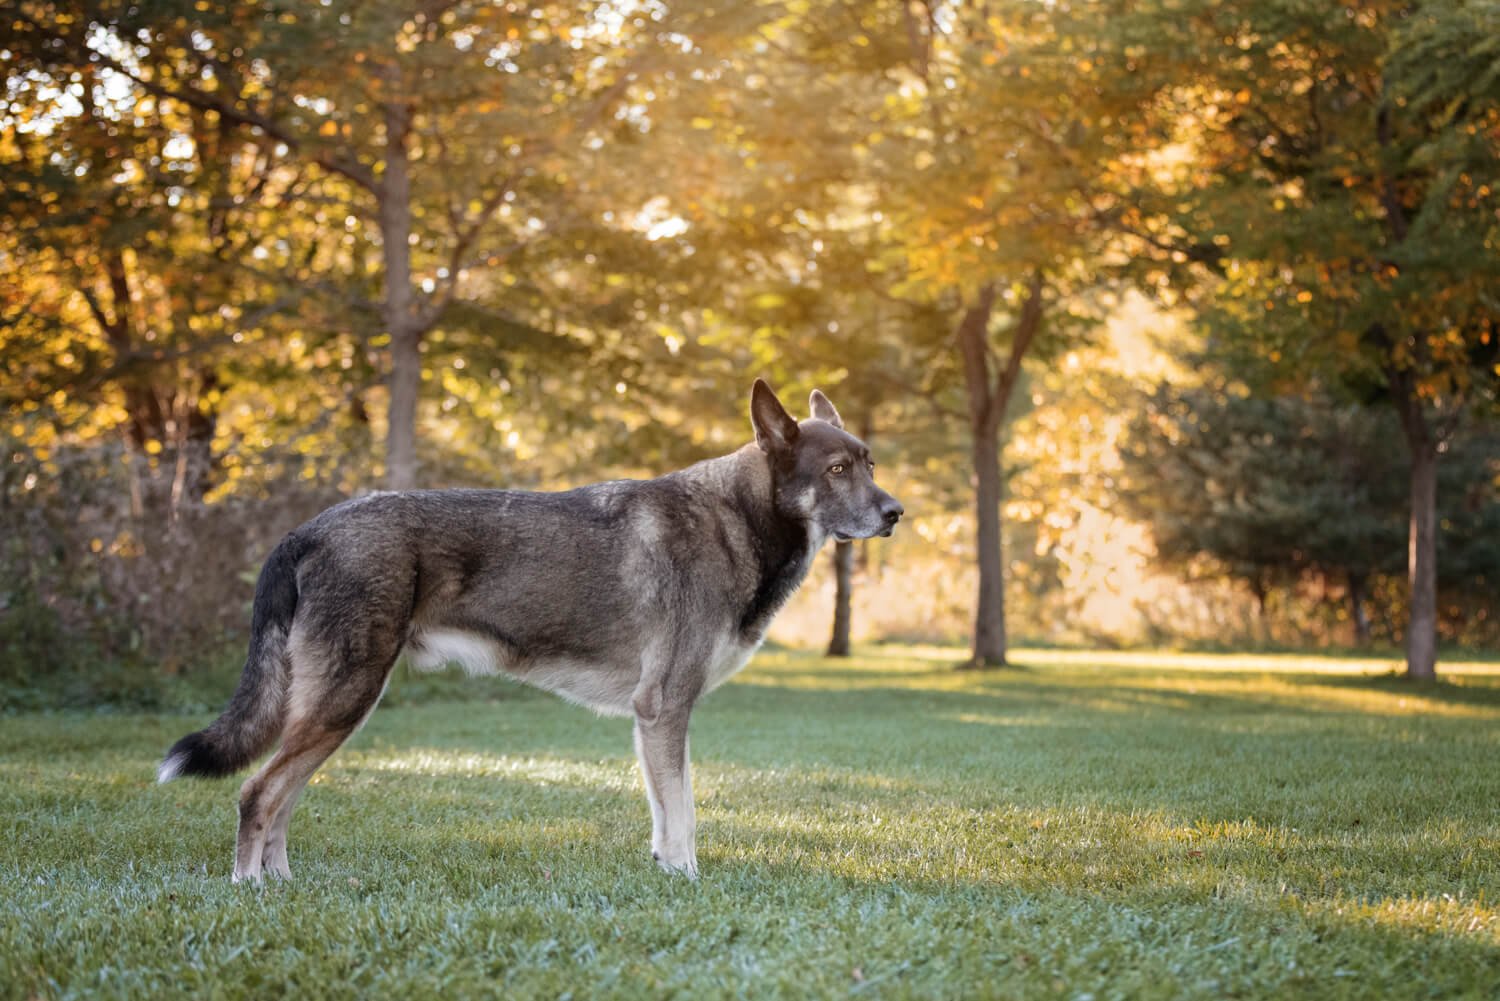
xmin=259 ymin=667 xmax=395 ymax=879
xmin=633 ymin=704 xmax=698 ymax=878
xmin=235 ymin=721 xmax=354 ymax=882
xmin=234 ymin=622 xmax=400 ymax=883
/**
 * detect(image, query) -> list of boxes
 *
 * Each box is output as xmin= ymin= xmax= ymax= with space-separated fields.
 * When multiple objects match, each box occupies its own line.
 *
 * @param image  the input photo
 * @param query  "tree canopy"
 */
xmin=3 ymin=0 xmax=1498 ymax=687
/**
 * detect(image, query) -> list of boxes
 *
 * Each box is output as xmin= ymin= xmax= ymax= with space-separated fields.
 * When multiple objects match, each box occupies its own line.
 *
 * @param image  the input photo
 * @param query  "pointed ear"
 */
xmin=750 ymin=379 xmax=799 ymax=453
xmin=808 ymin=389 xmax=843 ymax=429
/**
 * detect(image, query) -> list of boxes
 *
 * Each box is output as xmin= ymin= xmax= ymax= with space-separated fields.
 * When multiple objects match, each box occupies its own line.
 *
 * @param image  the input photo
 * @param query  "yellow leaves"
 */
xmin=1296 ymin=290 xmax=1313 ymax=303
xmin=1234 ymin=89 xmax=1251 ymax=105
xmin=690 ymin=117 xmax=714 ymax=130
xmin=318 ymin=120 xmax=339 ymax=138
xmin=914 ymin=151 xmax=936 ymax=170
xmin=143 ymin=440 xmax=163 ymax=455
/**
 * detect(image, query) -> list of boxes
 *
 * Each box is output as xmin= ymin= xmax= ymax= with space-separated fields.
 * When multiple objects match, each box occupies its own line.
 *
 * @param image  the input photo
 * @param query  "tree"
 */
xmin=843 ymin=1 xmax=1156 ymax=666
xmin=1120 ymin=388 xmax=1404 ymax=644
xmin=9 ymin=1 xmax=748 ymax=488
xmin=1121 ymin=386 xmax=1500 ymax=647
xmin=1113 ymin=0 xmax=1500 ymax=677
xmin=0 ymin=16 xmax=348 ymax=515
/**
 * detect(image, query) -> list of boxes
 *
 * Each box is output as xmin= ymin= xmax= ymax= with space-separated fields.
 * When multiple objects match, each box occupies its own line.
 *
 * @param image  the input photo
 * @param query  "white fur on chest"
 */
xmin=702 ymin=636 xmax=761 ymax=695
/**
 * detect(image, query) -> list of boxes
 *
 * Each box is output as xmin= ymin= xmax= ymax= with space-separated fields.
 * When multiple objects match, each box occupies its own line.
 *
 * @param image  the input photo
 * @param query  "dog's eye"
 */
xmin=828 ymin=464 xmax=845 ymax=475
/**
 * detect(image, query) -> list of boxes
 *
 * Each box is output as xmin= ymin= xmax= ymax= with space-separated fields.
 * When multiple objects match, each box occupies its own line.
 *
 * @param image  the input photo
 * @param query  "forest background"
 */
xmin=3 ymin=0 xmax=1498 ymax=708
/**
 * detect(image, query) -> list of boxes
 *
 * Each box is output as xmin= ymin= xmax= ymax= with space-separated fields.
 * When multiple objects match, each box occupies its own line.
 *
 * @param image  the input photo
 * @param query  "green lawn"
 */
xmin=2 ymin=648 xmax=1498 ymax=999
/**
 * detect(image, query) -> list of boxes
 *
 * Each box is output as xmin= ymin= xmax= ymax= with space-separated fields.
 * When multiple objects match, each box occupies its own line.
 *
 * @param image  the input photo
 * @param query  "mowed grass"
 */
xmin=2 ymin=648 xmax=1498 ymax=1000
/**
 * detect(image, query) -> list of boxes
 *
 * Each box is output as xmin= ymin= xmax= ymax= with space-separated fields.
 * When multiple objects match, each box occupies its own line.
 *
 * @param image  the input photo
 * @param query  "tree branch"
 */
xmin=16 ymin=10 xmax=379 ymax=193
xmin=992 ymin=271 xmax=1045 ymax=430
xmin=418 ymin=54 xmax=656 ymax=329
xmin=956 ymin=282 xmax=999 ymax=431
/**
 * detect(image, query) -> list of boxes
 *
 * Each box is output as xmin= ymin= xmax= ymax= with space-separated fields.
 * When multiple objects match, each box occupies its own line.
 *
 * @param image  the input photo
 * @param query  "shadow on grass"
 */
xmin=272 ymin=650 xmax=1500 ymax=902
xmin=241 ymin=759 xmax=1500 ymax=997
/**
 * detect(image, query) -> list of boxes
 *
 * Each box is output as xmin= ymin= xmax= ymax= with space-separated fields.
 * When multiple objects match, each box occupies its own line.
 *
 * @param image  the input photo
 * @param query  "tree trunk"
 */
xmin=380 ymin=97 xmax=421 ymax=491
xmin=1404 ymin=430 xmax=1439 ymax=680
xmin=826 ymin=540 xmax=854 ymax=657
xmin=1248 ymin=577 xmax=1270 ymax=645
xmin=826 ymin=413 xmax=873 ymax=657
xmin=954 ymin=275 xmax=1045 ymax=669
xmin=1347 ymin=570 xmax=1372 ymax=648
xmin=957 ymin=284 xmax=1006 ymax=667
xmin=969 ymin=410 xmax=1007 ymax=666
xmin=1392 ymin=377 xmax=1439 ymax=681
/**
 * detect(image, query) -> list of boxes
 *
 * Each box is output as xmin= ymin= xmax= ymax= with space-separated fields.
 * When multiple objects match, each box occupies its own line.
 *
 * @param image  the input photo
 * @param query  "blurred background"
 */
xmin=2 ymin=0 xmax=1497 ymax=706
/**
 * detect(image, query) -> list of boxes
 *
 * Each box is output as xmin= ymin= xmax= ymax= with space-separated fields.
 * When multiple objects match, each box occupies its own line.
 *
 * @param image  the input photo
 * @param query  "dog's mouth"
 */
xmin=832 ymin=527 xmax=896 ymax=542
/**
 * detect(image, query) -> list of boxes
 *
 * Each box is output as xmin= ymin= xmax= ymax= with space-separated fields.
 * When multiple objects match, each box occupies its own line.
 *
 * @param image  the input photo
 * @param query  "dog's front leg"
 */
xmin=632 ymin=708 xmax=697 ymax=878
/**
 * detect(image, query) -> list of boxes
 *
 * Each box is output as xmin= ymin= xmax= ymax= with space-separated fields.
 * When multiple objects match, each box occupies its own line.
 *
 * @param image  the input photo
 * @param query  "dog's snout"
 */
xmin=881 ymin=500 xmax=904 ymax=526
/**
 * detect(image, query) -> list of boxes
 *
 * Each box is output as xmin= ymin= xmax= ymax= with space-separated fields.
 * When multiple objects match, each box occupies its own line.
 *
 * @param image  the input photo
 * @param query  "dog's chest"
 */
xmin=702 ymin=636 xmax=760 ymax=695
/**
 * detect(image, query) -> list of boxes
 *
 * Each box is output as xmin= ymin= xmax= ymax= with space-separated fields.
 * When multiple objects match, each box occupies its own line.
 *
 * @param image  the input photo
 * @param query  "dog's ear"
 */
xmin=808 ymin=389 xmax=843 ymax=429
xmin=750 ymin=379 xmax=799 ymax=453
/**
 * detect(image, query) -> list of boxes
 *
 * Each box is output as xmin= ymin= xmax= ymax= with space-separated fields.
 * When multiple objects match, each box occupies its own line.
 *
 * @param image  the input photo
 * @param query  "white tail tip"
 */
xmin=156 ymin=752 xmax=187 ymax=784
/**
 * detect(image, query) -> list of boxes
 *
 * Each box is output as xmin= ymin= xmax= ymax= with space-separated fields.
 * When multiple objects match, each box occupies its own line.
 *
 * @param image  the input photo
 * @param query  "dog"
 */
xmin=157 ymin=380 xmax=902 ymax=881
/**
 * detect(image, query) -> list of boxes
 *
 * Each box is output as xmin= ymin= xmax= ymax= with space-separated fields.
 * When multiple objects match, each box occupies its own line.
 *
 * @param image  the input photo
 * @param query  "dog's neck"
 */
xmin=715 ymin=445 xmax=823 ymax=641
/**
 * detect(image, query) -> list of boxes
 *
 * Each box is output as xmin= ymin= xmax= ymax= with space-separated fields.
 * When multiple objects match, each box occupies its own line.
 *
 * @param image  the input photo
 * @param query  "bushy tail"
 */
xmin=157 ymin=535 xmax=307 ymax=783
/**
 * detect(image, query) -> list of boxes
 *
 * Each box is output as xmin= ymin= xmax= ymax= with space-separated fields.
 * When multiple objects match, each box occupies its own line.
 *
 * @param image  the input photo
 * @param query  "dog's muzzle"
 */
xmin=876 ymin=499 xmax=904 ymax=538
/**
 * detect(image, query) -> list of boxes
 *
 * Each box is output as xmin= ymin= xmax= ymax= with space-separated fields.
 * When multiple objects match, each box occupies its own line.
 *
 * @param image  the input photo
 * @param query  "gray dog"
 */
xmin=158 ymin=380 xmax=902 ymax=881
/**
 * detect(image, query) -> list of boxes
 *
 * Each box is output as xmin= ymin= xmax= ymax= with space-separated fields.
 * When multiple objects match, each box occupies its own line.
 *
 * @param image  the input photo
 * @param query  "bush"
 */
xmin=0 ymin=432 xmax=346 ymax=709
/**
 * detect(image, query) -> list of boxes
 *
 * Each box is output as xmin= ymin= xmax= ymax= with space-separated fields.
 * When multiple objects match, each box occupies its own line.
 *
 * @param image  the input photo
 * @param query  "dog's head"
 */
xmin=750 ymin=379 xmax=904 ymax=541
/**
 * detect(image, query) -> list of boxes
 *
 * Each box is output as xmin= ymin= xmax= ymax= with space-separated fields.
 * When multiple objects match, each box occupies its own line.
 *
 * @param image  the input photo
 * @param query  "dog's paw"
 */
xmin=652 ymin=850 xmax=699 ymax=880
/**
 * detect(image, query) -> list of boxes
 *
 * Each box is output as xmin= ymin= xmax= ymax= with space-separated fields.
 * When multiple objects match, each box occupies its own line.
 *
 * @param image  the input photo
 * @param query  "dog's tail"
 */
xmin=157 ymin=535 xmax=308 ymax=783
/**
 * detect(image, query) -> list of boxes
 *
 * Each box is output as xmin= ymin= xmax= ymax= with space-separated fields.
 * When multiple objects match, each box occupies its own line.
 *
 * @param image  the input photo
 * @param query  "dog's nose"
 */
xmin=881 ymin=501 xmax=904 ymax=526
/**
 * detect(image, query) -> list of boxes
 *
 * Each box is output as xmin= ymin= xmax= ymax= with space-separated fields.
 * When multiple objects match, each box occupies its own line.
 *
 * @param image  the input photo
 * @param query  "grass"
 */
xmin=2 ymin=647 xmax=1498 ymax=999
